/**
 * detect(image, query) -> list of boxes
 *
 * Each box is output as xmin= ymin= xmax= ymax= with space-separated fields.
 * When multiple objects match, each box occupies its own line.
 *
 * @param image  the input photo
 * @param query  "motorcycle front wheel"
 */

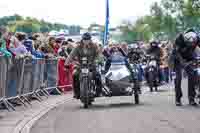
xmin=80 ymin=77 xmax=90 ymax=109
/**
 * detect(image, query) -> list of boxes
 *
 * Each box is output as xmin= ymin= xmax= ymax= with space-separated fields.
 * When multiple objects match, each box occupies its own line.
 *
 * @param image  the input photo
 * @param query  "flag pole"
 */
xmin=103 ymin=0 xmax=109 ymax=46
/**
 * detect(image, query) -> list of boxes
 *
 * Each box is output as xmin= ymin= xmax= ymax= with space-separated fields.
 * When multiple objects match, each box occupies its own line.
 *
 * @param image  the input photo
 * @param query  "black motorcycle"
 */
xmin=79 ymin=57 xmax=96 ymax=108
xmin=145 ymin=55 xmax=159 ymax=92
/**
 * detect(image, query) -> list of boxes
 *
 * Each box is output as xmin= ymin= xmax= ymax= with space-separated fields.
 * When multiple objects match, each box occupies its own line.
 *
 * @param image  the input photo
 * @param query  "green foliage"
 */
xmin=0 ymin=14 xmax=81 ymax=34
xmin=120 ymin=0 xmax=200 ymax=43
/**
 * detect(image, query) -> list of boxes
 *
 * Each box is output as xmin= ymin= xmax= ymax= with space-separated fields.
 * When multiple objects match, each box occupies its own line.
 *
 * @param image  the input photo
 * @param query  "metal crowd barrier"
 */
xmin=45 ymin=59 xmax=61 ymax=94
xmin=0 ymin=56 xmax=15 ymax=111
xmin=0 ymin=56 xmax=71 ymax=111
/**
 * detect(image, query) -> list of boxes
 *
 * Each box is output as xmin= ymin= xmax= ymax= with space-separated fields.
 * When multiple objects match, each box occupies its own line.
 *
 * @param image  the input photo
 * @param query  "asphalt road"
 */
xmin=31 ymin=80 xmax=200 ymax=133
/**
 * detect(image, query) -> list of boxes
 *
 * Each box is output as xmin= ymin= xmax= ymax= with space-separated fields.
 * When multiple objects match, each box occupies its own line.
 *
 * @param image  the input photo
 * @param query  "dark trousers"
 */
xmin=174 ymin=64 xmax=183 ymax=101
xmin=174 ymin=63 xmax=196 ymax=102
xmin=164 ymin=67 xmax=169 ymax=83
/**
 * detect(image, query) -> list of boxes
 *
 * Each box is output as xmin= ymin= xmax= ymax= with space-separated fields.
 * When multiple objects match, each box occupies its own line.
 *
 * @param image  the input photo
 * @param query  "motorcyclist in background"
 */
xmin=145 ymin=41 xmax=162 ymax=90
xmin=146 ymin=41 xmax=162 ymax=76
xmin=65 ymin=33 xmax=102 ymax=99
xmin=146 ymin=41 xmax=162 ymax=64
xmin=170 ymin=29 xmax=200 ymax=106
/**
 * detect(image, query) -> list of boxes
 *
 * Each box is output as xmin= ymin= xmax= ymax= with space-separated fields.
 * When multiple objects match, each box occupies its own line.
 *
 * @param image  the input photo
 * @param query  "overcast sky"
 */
xmin=0 ymin=0 xmax=160 ymax=27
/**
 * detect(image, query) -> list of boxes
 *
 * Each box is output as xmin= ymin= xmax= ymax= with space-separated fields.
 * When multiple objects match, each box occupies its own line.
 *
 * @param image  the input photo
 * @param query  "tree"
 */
xmin=0 ymin=15 xmax=80 ymax=33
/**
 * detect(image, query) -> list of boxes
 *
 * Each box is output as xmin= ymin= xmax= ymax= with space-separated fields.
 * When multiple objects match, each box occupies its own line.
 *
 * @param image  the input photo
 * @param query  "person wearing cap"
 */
xmin=65 ymin=32 xmax=102 ymax=99
xmin=170 ymin=29 xmax=200 ymax=106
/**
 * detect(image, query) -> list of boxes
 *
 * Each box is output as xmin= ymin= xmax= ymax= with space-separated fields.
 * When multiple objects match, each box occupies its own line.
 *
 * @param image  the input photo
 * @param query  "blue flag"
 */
xmin=103 ymin=0 xmax=110 ymax=46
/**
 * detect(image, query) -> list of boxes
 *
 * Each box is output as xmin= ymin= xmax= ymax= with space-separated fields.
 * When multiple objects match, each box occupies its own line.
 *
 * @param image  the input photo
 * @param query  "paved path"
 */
xmin=0 ymin=93 xmax=72 ymax=133
xmin=30 ymin=80 xmax=200 ymax=133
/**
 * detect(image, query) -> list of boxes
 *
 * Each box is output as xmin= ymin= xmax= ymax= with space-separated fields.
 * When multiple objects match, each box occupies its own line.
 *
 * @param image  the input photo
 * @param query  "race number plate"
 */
xmin=149 ymin=60 xmax=157 ymax=67
xmin=81 ymin=68 xmax=89 ymax=74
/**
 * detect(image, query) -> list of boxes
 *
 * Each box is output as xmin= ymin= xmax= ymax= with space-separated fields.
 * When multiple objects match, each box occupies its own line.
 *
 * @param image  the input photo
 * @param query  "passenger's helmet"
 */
xmin=82 ymin=32 xmax=92 ymax=40
xmin=184 ymin=29 xmax=198 ymax=46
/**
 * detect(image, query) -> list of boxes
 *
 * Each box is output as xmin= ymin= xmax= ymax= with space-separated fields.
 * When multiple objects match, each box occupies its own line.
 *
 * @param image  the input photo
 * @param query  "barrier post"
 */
xmin=45 ymin=58 xmax=61 ymax=95
xmin=0 ymin=56 xmax=15 ymax=111
xmin=8 ymin=57 xmax=30 ymax=107
xmin=31 ymin=58 xmax=49 ymax=98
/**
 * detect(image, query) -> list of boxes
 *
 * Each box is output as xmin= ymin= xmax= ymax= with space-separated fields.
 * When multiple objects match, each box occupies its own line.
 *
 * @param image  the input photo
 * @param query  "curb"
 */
xmin=12 ymin=95 xmax=73 ymax=133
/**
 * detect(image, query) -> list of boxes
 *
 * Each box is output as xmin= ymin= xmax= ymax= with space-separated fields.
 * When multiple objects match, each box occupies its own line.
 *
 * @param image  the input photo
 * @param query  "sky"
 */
xmin=0 ymin=0 xmax=160 ymax=27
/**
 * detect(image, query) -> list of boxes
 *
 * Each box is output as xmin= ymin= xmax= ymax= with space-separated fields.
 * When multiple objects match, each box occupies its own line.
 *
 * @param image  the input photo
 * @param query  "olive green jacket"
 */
xmin=65 ymin=43 xmax=99 ymax=66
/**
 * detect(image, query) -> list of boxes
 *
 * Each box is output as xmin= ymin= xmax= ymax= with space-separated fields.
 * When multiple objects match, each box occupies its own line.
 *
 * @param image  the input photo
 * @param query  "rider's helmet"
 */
xmin=150 ymin=40 xmax=159 ymax=48
xmin=82 ymin=32 xmax=92 ymax=40
xmin=183 ymin=28 xmax=198 ymax=47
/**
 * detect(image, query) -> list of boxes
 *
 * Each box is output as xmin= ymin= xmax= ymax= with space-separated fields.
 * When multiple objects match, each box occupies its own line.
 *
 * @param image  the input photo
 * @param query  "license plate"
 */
xmin=81 ymin=68 xmax=89 ymax=73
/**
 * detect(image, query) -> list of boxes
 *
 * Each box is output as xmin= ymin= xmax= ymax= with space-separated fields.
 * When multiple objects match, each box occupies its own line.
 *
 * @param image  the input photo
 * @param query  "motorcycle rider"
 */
xmin=65 ymin=32 xmax=102 ymax=99
xmin=145 ymin=41 xmax=162 ymax=91
xmin=170 ymin=29 xmax=200 ymax=106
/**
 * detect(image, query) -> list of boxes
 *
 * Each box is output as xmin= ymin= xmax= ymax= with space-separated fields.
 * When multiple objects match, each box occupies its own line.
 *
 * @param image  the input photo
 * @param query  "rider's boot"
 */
xmin=176 ymin=98 xmax=182 ymax=106
xmin=189 ymin=98 xmax=198 ymax=106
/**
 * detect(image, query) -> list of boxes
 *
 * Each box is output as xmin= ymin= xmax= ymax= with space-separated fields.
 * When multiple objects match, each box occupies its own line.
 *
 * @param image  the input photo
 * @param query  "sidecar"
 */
xmin=101 ymin=54 xmax=140 ymax=104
